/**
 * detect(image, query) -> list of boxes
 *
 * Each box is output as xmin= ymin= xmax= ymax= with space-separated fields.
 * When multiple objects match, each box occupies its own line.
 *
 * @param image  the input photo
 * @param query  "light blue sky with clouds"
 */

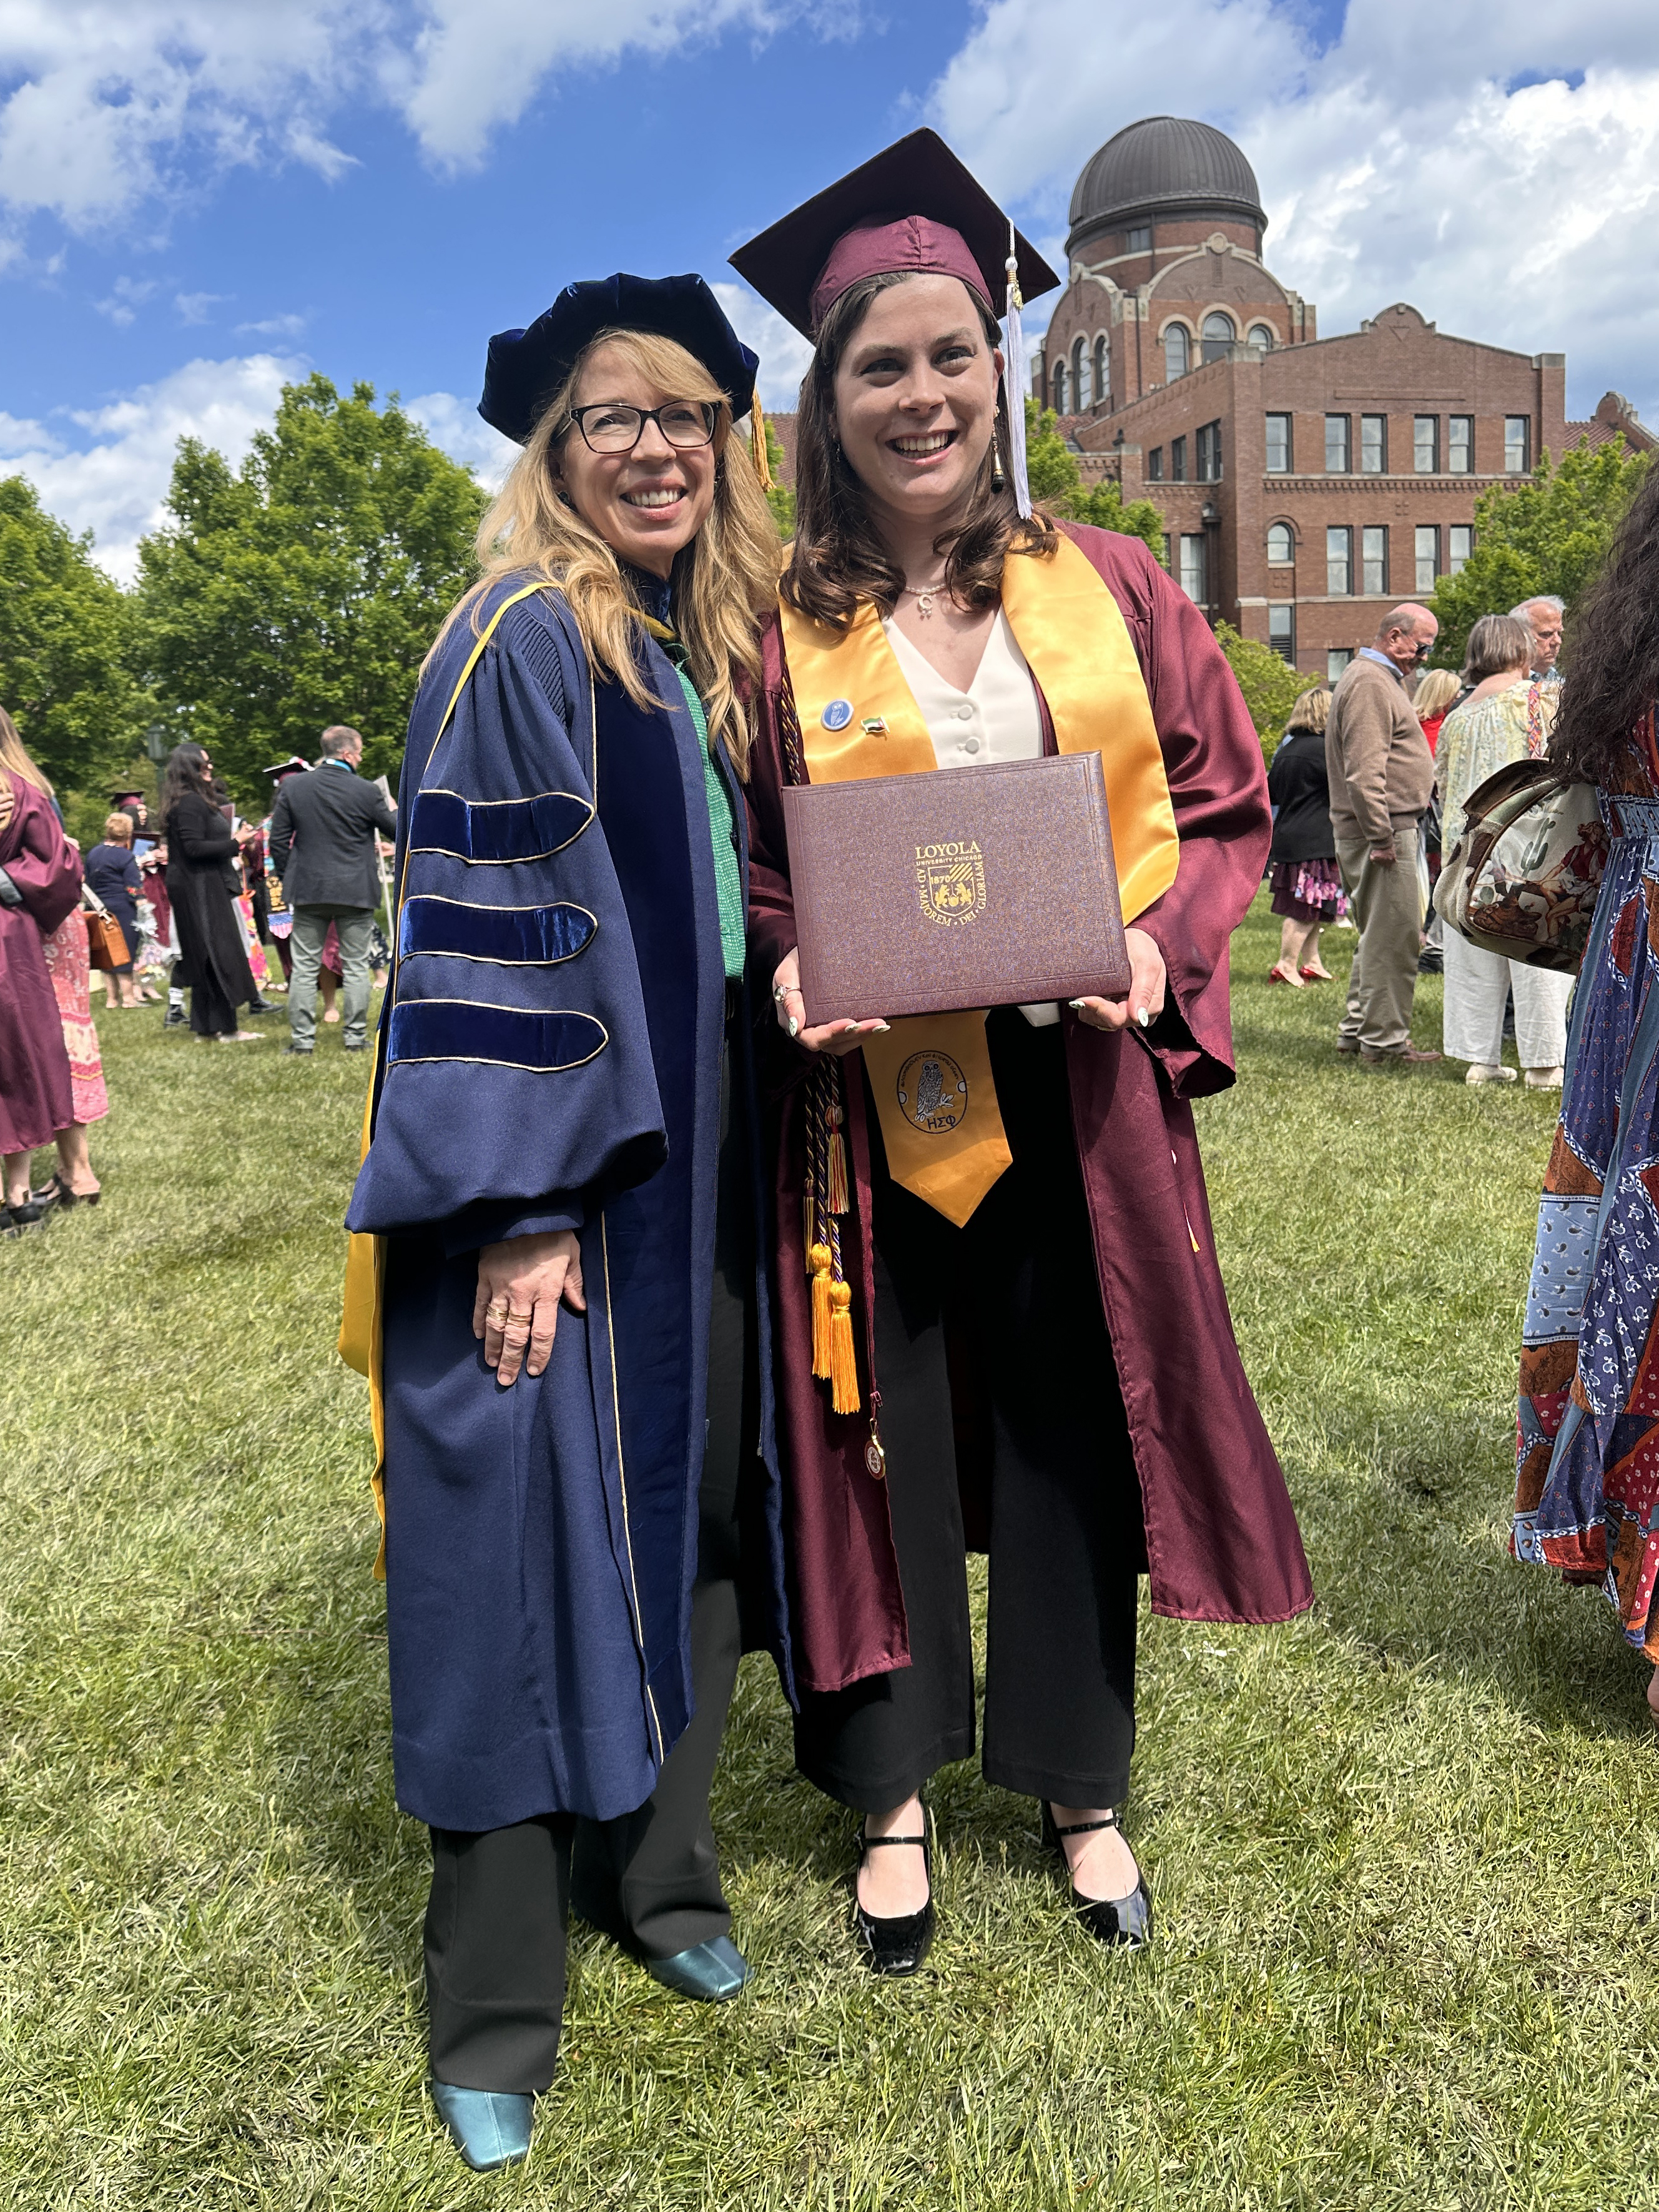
xmin=4 ymin=0 xmax=1657 ymax=578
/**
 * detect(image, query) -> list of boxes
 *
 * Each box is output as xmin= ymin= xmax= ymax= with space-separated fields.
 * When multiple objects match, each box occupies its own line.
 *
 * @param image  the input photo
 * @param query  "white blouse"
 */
xmin=883 ymin=608 xmax=1058 ymax=1025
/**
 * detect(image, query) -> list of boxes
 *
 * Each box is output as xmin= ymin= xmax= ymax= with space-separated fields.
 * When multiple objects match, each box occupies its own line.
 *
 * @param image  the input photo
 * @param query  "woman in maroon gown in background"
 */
xmin=0 ymin=708 xmax=82 ymax=1226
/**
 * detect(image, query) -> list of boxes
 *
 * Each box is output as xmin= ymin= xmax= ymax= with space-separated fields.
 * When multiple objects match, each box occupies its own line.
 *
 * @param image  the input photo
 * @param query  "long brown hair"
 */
xmin=1552 ymin=460 xmax=1659 ymax=783
xmin=450 ymin=328 xmax=779 ymax=776
xmin=781 ymin=272 xmax=1055 ymax=633
xmin=160 ymin=743 xmax=212 ymax=819
xmin=0 ymin=706 xmax=52 ymax=795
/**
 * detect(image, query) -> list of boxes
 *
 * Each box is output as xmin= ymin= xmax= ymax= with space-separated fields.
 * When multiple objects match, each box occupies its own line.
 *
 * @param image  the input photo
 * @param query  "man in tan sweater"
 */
xmin=1326 ymin=604 xmax=1442 ymax=1064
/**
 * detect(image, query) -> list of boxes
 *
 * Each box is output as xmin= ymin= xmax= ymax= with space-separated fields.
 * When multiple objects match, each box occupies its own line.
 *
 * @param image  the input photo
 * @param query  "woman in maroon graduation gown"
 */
xmin=0 ymin=707 xmax=82 ymax=1228
xmin=731 ymin=132 xmax=1311 ymax=1970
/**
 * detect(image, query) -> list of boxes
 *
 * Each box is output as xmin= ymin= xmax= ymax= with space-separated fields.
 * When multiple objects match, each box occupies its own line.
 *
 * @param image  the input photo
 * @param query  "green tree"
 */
xmin=1021 ymin=400 xmax=1164 ymax=551
xmin=762 ymin=415 xmax=795 ymax=538
xmin=0 ymin=475 xmax=142 ymax=792
xmin=134 ymin=375 xmax=488 ymax=800
xmin=1213 ymin=621 xmax=1312 ymax=756
xmin=1429 ymin=435 xmax=1652 ymax=669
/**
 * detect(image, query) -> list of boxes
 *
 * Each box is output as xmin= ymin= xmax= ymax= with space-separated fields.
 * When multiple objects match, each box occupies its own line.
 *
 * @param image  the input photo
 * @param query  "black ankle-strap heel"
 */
xmin=852 ymin=1819 xmax=935 ymax=1977
xmin=1042 ymin=1803 xmax=1152 ymax=1950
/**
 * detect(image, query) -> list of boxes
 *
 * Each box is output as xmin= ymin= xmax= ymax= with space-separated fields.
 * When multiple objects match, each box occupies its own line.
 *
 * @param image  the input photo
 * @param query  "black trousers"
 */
xmin=425 ymin=1046 xmax=753 ymax=2096
xmin=792 ymin=1010 xmax=1145 ymax=1816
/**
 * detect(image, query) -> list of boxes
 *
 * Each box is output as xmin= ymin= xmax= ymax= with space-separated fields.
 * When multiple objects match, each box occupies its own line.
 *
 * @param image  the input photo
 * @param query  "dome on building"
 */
xmin=1068 ymin=116 xmax=1266 ymax=249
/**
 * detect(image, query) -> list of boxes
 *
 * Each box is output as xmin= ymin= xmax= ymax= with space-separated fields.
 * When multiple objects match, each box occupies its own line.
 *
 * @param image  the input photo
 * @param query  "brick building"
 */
xmin=1030 ymin=114 xmax=1653 ymax=681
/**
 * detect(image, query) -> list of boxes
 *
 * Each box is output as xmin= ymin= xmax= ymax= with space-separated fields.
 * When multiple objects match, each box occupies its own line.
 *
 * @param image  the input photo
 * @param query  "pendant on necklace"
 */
xmin=915 ymin=590 xmax=936 ymax=618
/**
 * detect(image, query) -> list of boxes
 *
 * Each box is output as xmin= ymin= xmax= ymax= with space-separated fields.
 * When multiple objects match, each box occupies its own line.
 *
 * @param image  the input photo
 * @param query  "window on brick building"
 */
xmin=1415 ymin=525 xmax=1440 ymax=593
xmin=1128 ymin=225 xmax=1151 ymax=254
xmin=1196 ymin=420 xmax=1223 ymax=481
xmin=1325 ymin=415 xmax=1351 ymax=473
xmin=1361 ymin=415 xmax=1387 ymax=473
xmin=1164 ymin=324 xmax=1189 ymax=380
xmin=1449 ymin=417 xmax=1472 ymax=473
xmin=1179 ymin=534 xmax=1207 ymax=605
xmin=1266 ymin=413 xmax=1292 ymax=472
xmin=1249 ymin=323 xmax=1276 ymax=352
xmin=1328 ymin=648 xmax=1354 ymax=683
xmin=1505 ymin=417 xmax=1530 ymax=473
xmin=1414 ymin=416 xmax=1439 ymax=472
xmin=1268 ymin=605 xmax=1295 ymax=661
xmin=1147 ymin=446 xmax=1164 ymax=481
xmin=1362 ymin=525 xmax=1389 ymax=595
xmin=1093 ymin=335 xmax=1110 ymax=408
xmin=1072 ymin=338 xmax=1087 ymax=409
xmin=1171 ymin=435 xmax=1188 ymax=482
xmin=1449 ymin=525 xmax=1473 ymax=574
xmin=1267 ymin=522 xmax=1294 ymax=564
xmin=1052 ymin=362 xmax=1066 ymax=412
xmin=1202 ymin=312 xmax=1235 ymax=364
xmin=1327 ymin=525 xmax=1353 ymax=594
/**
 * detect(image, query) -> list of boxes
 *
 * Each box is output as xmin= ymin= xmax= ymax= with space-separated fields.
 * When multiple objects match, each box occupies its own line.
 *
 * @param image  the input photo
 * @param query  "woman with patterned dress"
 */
xmin=1436 ymin=614 xmax=1573 ymax=1088
xmin=1266 ymin=686 xmax=1344 ymax=985
xmin=39 ymin=889 xmax=109 ymax=1205
xmin=1514 ymin=465 xmax=1659 ymax=1716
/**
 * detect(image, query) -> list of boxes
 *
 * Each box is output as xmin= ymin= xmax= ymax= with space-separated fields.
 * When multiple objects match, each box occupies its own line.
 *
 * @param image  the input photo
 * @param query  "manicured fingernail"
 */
xmin=1136 ymin=1007 xmax=1151 ymax=1028
xmin=1068 ymin=999 xmax=1086 ymax=1009
xmin=787 ymin=1017 xmax=798 ymax=1037
xmin=872 ymin=1020 xmax=891 ymax=1032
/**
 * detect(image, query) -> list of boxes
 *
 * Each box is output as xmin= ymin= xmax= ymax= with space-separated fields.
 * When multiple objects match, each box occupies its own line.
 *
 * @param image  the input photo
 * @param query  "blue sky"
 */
xmin=4 ymin=0 xmax=1658 ymax=578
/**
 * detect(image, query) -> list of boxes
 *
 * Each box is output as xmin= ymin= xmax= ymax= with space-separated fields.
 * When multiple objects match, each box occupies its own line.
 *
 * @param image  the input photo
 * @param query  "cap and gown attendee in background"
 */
xmin=159 ymin=741 xmax=265 ymax=1042
xmin=0 ymin=707 xmax=83 ymax=1228
xmin=255 ymin=756 xmax=312 ymax=995
xmin=1266 ymin=687 xmax=1344 ymax=986
xmin=342 ymin=275 xmax=794 ymax=2174
xmin=1513 ymin=464 xmax=1659 ymax=1718
xmin=731 ymin=131 xmax=1312 ymax=1973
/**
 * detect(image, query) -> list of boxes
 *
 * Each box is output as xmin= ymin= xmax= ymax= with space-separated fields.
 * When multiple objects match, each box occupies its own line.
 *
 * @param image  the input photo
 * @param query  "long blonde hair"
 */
xmin=456 ymin=330 xmax=779 ymax=777
xmin=0 ymin=706 xmax=53 ymax=794
xmin=1412 ymin=668 xmax=1460 ymax=721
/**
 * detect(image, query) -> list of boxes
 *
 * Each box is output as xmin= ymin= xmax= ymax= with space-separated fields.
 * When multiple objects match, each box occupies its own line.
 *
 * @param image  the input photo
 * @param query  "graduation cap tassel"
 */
xmin=1002 ymin=223 xmax=1033 ymax=521
xmin=751 ymin=391 xmax=774 ymax=491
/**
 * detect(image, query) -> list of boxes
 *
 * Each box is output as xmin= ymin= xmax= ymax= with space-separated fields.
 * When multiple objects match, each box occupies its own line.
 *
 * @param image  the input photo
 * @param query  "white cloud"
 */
xmin=175 ymin=290 xmax=227 ymax=323
xmin=930 ymin=0 xmax=1659 ymax=421
xmin=94 ymin=275 xmax=159 ymax=328
xmin=709 ymin=281 xmax=815 ymax=410
xmin=236 ymin=311 xmax=310 ymax=337
xmin=2 ymin=353 xmax=300 ymax=583
xmin=405 ymin=390 xmax=519 ymax=489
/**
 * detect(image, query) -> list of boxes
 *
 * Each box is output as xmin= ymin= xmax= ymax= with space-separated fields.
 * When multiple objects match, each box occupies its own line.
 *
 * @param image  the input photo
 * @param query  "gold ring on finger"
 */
xmin=507 ymin=1309 xmax=534 ymax=1326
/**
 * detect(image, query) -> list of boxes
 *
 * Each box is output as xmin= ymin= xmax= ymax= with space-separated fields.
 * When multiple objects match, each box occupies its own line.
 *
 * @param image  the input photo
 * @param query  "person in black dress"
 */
xmin=1265 ymin=688 xmax=1345 ymax=986
xmin=159 ymin=743 xmax=265 ymax=1043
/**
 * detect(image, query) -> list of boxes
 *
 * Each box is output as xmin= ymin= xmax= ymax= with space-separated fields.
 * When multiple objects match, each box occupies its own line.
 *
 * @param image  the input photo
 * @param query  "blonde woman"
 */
xmin=1265 ymin=686 xmax=1343 ymax=984
xmin=344 ymin=277 xmax=792 ymax=2172
xmin=1435 ymin=613 xmax=1570 ymax=1086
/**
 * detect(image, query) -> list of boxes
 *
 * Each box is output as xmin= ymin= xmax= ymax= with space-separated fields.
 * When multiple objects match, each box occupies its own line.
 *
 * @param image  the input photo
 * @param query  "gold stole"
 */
xmin=777 ymin=533 xmax=1178 ymax=1227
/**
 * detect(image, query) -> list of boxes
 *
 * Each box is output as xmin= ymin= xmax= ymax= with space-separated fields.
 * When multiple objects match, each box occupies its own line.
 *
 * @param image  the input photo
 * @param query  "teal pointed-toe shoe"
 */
xmin=646 ymin=1934 xmax=752 ymax=2001
xmin=430 ymin=2081 xmax=534 ymax=2171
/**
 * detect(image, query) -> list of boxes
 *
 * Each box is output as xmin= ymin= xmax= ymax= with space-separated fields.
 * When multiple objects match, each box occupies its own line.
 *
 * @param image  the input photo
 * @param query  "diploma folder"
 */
xmin=780 ymin=751 xmax=1132 ymax=1027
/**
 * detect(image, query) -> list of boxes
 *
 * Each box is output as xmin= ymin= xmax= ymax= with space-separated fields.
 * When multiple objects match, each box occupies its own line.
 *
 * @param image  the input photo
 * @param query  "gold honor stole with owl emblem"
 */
xmin=778 ymin=533 xmax=1178 ymax=1227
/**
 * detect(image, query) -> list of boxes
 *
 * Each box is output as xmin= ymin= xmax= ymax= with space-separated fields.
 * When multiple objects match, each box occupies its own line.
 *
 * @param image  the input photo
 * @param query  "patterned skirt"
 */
xmin=40 ymin=911 xmax=109 ymax=1127
xmin=1269 ymin=857 xmax=1349 ymax=924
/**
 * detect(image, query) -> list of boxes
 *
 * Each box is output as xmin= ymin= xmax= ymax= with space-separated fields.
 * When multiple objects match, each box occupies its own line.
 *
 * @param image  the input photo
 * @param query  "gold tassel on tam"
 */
xmin=809 ymin=1242 xmax=834 ymax=1378
xmin=828 ymin=1278 xmax=859 ymax=1413
xmin=751 ymin=392 xmax=774 ymax=490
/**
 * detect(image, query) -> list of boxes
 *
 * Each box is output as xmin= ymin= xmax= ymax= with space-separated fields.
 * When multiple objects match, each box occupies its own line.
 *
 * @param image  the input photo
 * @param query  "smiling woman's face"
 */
xmin=830 ymin=275 xmax=1003 ymax=536
xmin=553 ymin=338 xmax=719 ymax=578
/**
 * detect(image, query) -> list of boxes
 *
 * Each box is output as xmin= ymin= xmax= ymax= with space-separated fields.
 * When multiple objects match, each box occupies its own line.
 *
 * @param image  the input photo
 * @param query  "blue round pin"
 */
xmin=821 ymin=698 xmax=854 ymax=733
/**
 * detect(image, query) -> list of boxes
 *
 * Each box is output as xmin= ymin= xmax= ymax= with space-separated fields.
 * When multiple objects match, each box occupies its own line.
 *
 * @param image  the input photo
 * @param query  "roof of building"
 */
xmin=1565 ymin=392 xmax=1656 ymax=454
xmin=1068 ymin=116 xmax=1266 ymax=243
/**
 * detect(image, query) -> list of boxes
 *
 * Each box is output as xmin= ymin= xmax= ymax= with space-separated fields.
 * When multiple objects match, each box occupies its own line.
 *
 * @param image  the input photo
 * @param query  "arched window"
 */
xmin=1053 ymin=360 xmax=1068 ymax=413
xmin=1163 ymin=323 xmax=1188 ymax=382
xmin=1267 ymin=522 xmax=1294 ymax=565
xmin=1072 ymin=337 xmax=1087 ymax=410
xmin=1248 ymin=322 xmax=1276 ymax=352
xmin=1202 ymin=311 xmax=1235 ymax=363
xmin=1093 ymin=334 xmax=1110 ymax=407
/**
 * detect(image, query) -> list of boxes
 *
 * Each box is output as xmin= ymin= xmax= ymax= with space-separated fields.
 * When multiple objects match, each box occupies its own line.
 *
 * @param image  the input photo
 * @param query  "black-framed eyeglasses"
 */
xmin=566 ymin=402 xmax=719 ymax=455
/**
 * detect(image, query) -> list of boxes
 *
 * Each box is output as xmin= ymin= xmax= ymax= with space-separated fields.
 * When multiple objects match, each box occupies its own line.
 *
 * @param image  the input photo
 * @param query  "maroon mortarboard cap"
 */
xmin=263 ymin=755 xmax=311 ymax=781
xmin=729 ymin=129 xmax=1060 ymax=340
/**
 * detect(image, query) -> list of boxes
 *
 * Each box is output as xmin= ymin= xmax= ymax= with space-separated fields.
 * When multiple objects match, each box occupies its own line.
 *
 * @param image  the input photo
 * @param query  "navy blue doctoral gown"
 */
xmin=348 ymin=573 xmax=792 ymax=1832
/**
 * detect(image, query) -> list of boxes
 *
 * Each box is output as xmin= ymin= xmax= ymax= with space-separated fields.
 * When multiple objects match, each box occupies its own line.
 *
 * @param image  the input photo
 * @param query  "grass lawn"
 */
xmin=3 ymin=894 xmax=1655 ymax=2211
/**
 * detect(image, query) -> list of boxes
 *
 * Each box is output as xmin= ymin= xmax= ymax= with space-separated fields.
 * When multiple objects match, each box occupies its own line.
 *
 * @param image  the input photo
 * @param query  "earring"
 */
xmin=990 ymin=437 xmax=1007 ymax=494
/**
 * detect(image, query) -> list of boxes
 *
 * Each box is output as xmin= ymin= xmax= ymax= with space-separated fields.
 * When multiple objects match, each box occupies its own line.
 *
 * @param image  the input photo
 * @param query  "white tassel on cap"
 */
xmin=1001 ymin=225 xmax=1033 ymax=520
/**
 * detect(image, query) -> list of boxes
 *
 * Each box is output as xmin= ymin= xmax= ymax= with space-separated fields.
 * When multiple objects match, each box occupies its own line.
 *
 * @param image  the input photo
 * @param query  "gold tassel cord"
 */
xmin=751 ymin=392 xmax=774 ymax=491
xmin=826 ymin=1094 xmax=848 ymax=1215
xmin=809 ymin=1242 xmax=834 ymax=1378
xmin=828 ymin=1278 xmax=859 ymax=1415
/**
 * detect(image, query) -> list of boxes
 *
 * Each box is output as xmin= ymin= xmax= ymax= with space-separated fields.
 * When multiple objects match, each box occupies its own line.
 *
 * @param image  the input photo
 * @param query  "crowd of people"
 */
xmin=0 ymin=718 xmax=395 ymax=1228
xmin=5 ymin=116 xmax=1655 ymax=2182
